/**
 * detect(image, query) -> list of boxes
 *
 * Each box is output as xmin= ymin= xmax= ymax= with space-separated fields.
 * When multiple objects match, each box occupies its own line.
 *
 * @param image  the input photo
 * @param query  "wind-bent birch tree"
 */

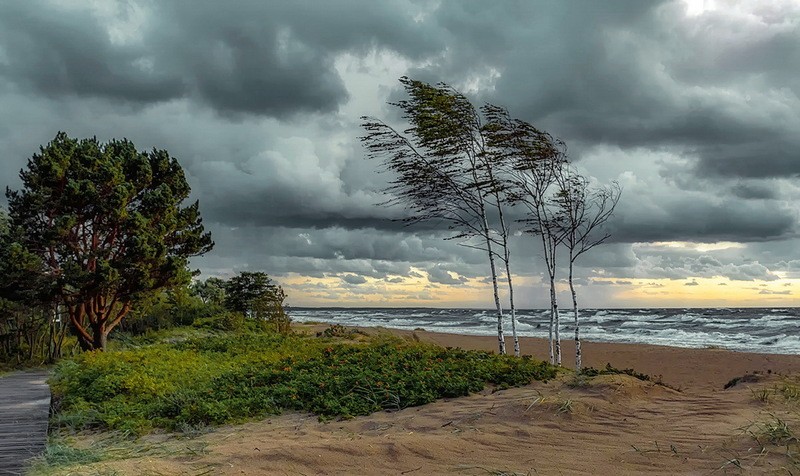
xmin=555 ymin=168 xmax=621 ymax=370
xmin=479 ymin=122 xmax=520 ymax=356
xmin=361 ymin=77 xmax=512 ymax=354
xmin=483 ymin=106 xmax=568 ymax=365
xmin=490 ymin=192 xmax=521 ymax=356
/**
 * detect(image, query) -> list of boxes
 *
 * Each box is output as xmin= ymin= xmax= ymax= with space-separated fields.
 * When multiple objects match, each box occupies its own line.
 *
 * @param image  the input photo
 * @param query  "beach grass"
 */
xmin=28 ymin=432 xmax=212 ymax=476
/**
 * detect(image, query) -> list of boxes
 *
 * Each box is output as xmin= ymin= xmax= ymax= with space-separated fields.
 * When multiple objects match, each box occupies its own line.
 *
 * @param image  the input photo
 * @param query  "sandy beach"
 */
xmin=402 ymin=328 xmax=800 ymax=391
xmin=81 ymin=327 xmax=800 ymax=475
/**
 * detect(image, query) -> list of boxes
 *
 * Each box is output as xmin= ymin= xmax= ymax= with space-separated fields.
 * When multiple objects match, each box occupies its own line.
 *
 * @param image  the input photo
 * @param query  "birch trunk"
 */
xmin=569 ymin=258 xmax=581 ymax=371
xmin=505 ymin=260 xmax=520 ymax=357
xmin=482 ymin=211 xmax=506 ymax=355
xmin=547 ymin=280 xmax=554 ymax=365
xmin=549 ymin=275 xmax=561 ymax=366
xmin=495 ymin=197 xmax=519 ymax=357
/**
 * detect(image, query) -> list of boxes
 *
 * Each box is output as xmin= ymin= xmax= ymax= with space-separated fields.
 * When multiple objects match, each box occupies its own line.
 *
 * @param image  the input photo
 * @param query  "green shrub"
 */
xmin=316 ymin=324 xmax=367 ymax=339
xmin=120 ymin=289 xmax=227 ymax=337
xmin=49 ymin=329 xmax=555 ymax=434
xmin=192 ymin=311 xmax=245 ymax=331
xmin=581 ymin=363 xmax=652 ymax=382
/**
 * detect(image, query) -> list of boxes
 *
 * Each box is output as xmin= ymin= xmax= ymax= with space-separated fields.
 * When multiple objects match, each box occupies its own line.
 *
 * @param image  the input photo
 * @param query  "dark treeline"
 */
xmin=0 ymin=268 xmax=289 ymax=366
xmin=120 ymin=271 xmax=289 ymax=336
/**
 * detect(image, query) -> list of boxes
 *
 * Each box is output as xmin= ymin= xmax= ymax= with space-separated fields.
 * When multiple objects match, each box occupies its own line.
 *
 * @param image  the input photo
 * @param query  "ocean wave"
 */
xmin=286 ymin=307 xmax=800 ymax=354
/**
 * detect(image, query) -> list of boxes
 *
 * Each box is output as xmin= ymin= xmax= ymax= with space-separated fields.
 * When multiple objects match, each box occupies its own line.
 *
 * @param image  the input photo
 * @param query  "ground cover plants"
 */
xmin=49 ymin=325 xmax=557 ymax=436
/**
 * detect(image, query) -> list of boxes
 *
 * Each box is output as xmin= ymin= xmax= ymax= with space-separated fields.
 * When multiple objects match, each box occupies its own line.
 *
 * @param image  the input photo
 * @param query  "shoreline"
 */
xmin=289 ymin=305 xmax=800 ymax=310
xmin=288 ymin=306 xmax=800 ymax=355
xmin=299 ymin=323 xmax=800 ymax=391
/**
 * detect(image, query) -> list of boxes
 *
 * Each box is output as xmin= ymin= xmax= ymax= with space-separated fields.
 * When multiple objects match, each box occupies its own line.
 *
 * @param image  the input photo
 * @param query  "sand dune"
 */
xmin=73 ymin=328 xmax=800 ymax=475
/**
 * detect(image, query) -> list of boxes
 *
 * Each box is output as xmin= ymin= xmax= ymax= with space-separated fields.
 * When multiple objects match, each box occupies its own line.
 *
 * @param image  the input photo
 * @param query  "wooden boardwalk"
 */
xmin=0 ymin=370 xmax=51 ymax=475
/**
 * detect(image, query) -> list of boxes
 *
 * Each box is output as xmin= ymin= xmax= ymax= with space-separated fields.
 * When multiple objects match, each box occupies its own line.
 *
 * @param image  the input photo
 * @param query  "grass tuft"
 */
xmin=779 ymin=380 xmax=800 ymax=402
xmin=757 ymin=416 xmax=798 ymax=446
xmin=751 ymin=387 xmax=773 ymax=404
xmin=40 ymin=440 xmax=104 ymax=466
xmin=557 ymin=399 xmax=574 ymax=414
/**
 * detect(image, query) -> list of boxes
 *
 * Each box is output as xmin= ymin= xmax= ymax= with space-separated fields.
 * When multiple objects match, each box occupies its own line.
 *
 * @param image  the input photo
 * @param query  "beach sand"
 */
xmin=82 ymin=326 xmax=800 ymax=475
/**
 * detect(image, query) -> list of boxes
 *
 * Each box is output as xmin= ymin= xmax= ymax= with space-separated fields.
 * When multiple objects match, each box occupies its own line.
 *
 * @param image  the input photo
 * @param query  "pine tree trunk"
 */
xmin=92 ymin=321 xmax=107 ymax=351
xmin=569 ymin=258 xmax=581 ymax=371
xmin=70 ymin=305 xmax=95 ymax=352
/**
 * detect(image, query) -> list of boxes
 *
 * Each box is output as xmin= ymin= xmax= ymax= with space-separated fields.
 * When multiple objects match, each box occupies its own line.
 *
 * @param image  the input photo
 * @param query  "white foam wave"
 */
xmin=286 ymin=308 xmax=800 ymax=355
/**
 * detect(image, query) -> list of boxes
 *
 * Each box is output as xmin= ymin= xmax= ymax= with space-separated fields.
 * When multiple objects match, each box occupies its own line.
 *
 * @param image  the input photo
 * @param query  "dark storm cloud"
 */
xmin=609 ymin=196 xmax=796 ymax=243
xmin=192 ymin=224 xmax=498 ymax=284
xmin=728 ymin=181 xmax=780 ymax=200
xmin=0 ymin=3 xmax=184 ymax=103
xmin=203 ymin=226 xmax=485 ymax=265
xmin=0 ymin=0 xmax=440 ymax=117
xmin=1 ymin=0 xmax=798 ymax=303
xmin=416 ymin=0 xmax=800 ymax=179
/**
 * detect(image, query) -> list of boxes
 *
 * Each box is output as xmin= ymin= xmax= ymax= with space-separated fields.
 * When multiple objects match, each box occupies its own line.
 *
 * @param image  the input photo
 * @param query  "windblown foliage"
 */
xmin=361 ymin=78 xmax=511 ymax=354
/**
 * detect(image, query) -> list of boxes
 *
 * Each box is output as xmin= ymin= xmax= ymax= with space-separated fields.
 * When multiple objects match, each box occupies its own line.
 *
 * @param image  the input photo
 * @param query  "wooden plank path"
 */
xmin=0 ymin=371 xmax=51 ymax=475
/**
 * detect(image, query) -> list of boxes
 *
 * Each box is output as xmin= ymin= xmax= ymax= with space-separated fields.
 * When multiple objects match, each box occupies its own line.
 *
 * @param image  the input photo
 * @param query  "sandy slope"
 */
xmin=62 ymin=328 xmax=800 ymax=475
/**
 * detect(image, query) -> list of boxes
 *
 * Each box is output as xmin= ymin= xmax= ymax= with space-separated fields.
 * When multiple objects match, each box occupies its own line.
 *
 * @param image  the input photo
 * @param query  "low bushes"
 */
xmin=49 ymin=330 xmax=555 ymax=434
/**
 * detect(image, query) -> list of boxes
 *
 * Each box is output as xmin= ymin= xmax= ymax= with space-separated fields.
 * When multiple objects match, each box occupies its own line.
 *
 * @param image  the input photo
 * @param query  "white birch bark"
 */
xmin=482 ymin=210 xmax=506 ymax=355
xmin=505 ymin=257 xmax=519 ymax=357
xmin=550 ymin=275 xmax=561 ymax=366
xmin=569 ymin=256 xmax=581 ymax=371
xmin=495 ymin=198 xmax=519 ymax=357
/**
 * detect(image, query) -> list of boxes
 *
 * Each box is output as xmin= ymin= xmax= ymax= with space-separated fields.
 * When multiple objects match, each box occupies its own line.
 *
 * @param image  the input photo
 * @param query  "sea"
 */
xmin=287 ymin=307 xmax=800 ymax=355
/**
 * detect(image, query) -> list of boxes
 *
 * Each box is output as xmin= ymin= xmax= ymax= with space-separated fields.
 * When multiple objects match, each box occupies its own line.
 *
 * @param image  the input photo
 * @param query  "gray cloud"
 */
xmin=729 ymin=181 xmax=780 ymax=200
xmin=426 ymin=265 xmax=468 ymax=285
xmin=341 ymin=274 xmax=367 ymax=285
xmin=759 ymin=289 xmax=791 ymax=295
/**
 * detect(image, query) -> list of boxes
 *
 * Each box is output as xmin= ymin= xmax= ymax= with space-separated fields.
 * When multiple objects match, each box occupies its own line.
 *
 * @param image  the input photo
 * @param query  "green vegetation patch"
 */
xmin=50 ymin=329 xmax=555 ymax=434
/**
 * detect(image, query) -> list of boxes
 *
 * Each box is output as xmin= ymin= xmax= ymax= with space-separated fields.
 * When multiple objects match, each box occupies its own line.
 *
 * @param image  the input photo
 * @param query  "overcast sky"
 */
xmin=1 ymin=0 xmax=799 ymax=308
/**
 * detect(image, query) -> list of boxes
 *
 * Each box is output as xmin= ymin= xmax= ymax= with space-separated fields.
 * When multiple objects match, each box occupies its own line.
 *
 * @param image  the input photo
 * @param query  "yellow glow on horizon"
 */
xmin=280 ymin=269 xmax=547 ymax=308
xmin=279 ymin=268 xmax=798 ymax=308
xmin=280 ymin=267 xmax=486 ymax=307
xmin=606 ymin=277 xmax=798 ymax=307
